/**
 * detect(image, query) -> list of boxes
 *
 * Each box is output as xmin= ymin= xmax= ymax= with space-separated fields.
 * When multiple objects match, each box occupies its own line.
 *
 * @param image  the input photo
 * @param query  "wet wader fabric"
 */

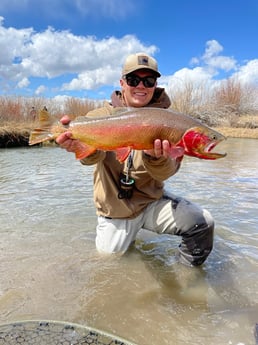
xmin=96 ymin=192 xmax=214 ymax=266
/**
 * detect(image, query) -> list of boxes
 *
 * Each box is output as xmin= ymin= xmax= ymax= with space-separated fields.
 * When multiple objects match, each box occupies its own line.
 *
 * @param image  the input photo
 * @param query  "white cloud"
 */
xmin=166 ymin=40 xmax=257 ymax=92
xmin=35 ymin=85 xmax=47 ymax=95
xmin=62 ymin=64 xmax=122 ymax=91
xmin=0 ymin=19 xmax=157 ymax=93
xmin=233 ymin=59 xmax=258 ymax=85
xmin=203 ymin=40 xmax=237 ymax=71
xmin=191 ymin=40 xmax=237 ymax=72
xmin=0 ymin=18 xmax=257 ymax=98
xmin=17 ymin=77 xmax=29 ymax=88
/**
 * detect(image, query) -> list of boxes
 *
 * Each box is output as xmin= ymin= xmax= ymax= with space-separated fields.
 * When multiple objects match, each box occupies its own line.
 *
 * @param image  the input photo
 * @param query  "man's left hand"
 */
xmin=144 ymin=139 xmax=171 ymax=158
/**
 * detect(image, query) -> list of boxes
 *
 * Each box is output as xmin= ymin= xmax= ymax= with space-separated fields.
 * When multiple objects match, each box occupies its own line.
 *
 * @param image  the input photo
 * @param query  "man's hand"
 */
xmin=144 ymin=139 xmax=184 ymax=161
xmin=144 ymin=139 xmax=171 ymax=158
xmin=55 ymin=115 xmax=87 ymax=154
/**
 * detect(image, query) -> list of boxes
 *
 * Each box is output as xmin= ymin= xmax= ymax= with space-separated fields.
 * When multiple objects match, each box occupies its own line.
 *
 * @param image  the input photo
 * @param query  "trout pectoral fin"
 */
xmin=115 ymin=147 xmax=131 ymax=162
xmin=168 ymin=146 xmax=185 ymax=159
xmin=74 ymin=143 xmax=97 ymax=160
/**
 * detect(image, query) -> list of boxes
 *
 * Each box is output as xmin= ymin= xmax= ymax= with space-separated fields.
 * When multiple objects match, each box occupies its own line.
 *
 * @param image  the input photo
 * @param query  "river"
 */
xmin=0 ymin=138 xmax=257 ymax=345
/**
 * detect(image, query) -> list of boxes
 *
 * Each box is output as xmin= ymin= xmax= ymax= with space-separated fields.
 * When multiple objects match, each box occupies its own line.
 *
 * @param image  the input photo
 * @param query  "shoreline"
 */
xmin=0 ymin=130 xmax=31 ymax=148
xmin=214 ymin=127 xmax=258 ymax=139
xmin=0 ymin=126 xmax=258 ymax=149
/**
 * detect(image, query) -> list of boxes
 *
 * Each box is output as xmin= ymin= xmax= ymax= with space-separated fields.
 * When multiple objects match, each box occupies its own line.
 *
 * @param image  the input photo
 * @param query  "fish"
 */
xmin=29 ymin=107 xmax=227 ymax=162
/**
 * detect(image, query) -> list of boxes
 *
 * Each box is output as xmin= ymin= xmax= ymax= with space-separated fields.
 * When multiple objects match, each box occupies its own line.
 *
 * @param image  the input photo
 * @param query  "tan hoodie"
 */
xmin=80 ymin=88 xmax=181 ymax=219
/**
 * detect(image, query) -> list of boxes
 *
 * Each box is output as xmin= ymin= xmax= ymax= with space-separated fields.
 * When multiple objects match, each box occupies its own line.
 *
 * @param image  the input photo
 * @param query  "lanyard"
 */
xmin=118 ymin=150 xmax=135 ymax=199
xmin=124 ymin=150 xmax=134 ymax=182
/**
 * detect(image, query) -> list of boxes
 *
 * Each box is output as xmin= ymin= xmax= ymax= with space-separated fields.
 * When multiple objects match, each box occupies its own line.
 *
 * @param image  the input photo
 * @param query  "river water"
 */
xmin=0 ymin=138 xmax=257 ymax=345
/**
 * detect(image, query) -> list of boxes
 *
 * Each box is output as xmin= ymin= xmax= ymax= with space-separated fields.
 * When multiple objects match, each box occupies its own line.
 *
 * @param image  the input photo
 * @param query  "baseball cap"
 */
xmin=122 ymin=52 xmax=161 ymax=77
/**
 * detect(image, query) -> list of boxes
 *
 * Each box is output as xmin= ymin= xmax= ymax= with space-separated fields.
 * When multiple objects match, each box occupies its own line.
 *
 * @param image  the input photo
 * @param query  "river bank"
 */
xmin=215 ymin=126 xmax=258 ymax=139
xmin=0 ymin=123 xmax=33 ymax=148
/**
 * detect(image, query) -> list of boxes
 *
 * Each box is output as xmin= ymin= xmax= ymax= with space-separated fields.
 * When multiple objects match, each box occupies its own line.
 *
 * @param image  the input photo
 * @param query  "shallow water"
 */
xmin=0 ymin=138 xmax=257 ymax=345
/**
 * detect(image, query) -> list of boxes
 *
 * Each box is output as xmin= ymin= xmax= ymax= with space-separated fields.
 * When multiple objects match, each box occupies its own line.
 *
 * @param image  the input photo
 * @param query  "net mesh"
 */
xmin=0 ymin=321 xmax=134 ymax=345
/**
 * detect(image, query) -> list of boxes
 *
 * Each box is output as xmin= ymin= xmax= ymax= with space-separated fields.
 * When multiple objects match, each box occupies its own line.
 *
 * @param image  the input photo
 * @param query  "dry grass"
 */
xmin=215 ymin=127 xmax=258 ymax=139
xmin=0 ymin=97 xmax=104 ymax=147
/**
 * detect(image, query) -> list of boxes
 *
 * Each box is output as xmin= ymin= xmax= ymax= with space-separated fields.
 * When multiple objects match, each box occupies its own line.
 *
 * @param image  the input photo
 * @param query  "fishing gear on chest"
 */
xmin=118 ymin=151 xmax=135 ymax=199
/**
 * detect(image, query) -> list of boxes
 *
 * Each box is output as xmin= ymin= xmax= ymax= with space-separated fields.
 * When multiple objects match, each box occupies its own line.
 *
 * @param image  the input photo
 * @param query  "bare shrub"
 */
xmin=168 ymin=77 xmax=258 ymax=127
xmin=168 ymin=79 xmax=209 ymax=115
xmin=63 ymin=98 xmax=103 ymax=119
xmin=213 ymin=78 xmax=242 ymax=114
xmin=0 ymin=96 xmax=104 ymax=123
xmin=167 ymin=79 xmax=225 ymax=126
xmin=0 ymin=96 xmax=59 ymax=123
xmin=0 ymin=97 xmax=23 ymax=122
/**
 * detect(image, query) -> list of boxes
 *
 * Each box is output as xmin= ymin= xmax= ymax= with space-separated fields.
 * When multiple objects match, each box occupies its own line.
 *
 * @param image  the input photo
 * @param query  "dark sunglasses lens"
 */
xmin=143 ymin=77 xmax=156 ymax=87
xmin=126 ymin=76 xmax=140 ymax=87
xmin=126 ymin=76 xmax=156 ymax=88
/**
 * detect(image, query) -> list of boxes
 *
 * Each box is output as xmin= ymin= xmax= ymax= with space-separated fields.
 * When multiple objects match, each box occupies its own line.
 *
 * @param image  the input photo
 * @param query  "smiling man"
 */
xmin=56 ymin=52 xmax=214 ymax=266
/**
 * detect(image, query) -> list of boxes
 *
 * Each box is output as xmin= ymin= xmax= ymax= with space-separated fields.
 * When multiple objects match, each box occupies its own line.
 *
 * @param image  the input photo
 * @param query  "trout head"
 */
xmin=179 ymin=126 xmax=227 ymax=160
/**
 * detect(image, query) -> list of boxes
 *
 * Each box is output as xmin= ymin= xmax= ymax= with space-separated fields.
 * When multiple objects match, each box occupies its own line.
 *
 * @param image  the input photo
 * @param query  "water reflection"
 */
xmin=0 ymin=139 xmax=257 ymax=345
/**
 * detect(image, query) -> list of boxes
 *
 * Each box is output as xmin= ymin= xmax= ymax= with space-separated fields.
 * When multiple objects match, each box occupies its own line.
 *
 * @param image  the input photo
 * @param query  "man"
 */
xmin=56 ymin=52 xmax=214 ymax=266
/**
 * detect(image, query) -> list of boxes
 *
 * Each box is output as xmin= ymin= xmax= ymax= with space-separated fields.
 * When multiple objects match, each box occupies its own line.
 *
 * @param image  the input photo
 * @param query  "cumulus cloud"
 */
xmin=62 ymin=65 xmax=118 ymax=91
xmin=35 ymin=85 xmax=47 ymax=95
xmin=0 ymin=18 xmax=157 ymax=94
xmin=17 ymin=77 xmax=29 ymax=89
xmin=234 ymin=59 xmax=258 ymax=85
xmin=0 ymin=17 xmax=257 ymax=98
xmin=166 ymin=39 xmax=257 ymax=92
xmin=195 ymin=40 xmax=237 ymax=72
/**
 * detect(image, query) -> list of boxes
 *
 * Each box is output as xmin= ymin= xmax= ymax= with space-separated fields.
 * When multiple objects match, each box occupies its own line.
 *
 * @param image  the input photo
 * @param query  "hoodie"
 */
xmin=80 ymin=88 xmax=181 ymax=219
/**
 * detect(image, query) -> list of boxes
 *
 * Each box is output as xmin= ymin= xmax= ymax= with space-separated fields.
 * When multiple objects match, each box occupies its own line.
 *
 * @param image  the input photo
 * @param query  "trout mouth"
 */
xmin=183 ymin=127 xmax=227 ymax=160
xmin=201 ymin=138 xmax=227 ymax=159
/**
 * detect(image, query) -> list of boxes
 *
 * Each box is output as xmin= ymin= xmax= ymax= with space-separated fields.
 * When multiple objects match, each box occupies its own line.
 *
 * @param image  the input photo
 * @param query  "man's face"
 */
xmin=120 ymin=69 xmax=157 ymax=107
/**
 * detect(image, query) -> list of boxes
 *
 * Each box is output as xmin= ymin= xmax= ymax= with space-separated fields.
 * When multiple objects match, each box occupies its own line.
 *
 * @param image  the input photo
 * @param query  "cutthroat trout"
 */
xmin=29 ymin=107 xmax=226 ymax=162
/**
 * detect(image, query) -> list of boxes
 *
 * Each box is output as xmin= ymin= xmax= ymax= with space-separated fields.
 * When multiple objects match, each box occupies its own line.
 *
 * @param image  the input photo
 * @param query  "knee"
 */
xmin=176 ymin=205 xmax=214 ymax=235
xmin=178 ymin=210 xmax=214 ymax=266
xmin=95 ymin=234 xmax=127 ymax=255
xmin=95 ymin=223 xmax=132 ymax=255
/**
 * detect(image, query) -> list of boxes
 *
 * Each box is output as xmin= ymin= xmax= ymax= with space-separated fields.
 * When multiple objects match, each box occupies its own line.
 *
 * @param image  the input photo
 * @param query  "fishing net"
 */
xmin=0 ymin=320 xmax=135 ymax=345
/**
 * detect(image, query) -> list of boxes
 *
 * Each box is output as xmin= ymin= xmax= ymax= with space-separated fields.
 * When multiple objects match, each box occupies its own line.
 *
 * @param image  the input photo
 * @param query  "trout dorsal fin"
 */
xmin=111 ymin=106 xmax=140 ymax=116
xmin=111 ymin=107 xmax=128 ymax=115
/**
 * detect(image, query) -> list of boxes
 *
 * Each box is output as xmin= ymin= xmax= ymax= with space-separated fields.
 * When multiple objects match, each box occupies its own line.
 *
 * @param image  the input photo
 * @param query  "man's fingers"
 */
xmin=154 ymin=139 xmax=162 ymax=158
xmin=55 ymin=132 xmax=72 ymax=145
xmin=161 ymin=140 xmax=170 ymax=158
xmin=60 ymin=115 xmax=71 ymax=125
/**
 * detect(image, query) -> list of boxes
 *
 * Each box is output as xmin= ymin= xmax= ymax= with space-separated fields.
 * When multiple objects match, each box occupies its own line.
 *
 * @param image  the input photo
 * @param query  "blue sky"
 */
xmin=0 ymin=0 xmax=258 ymax=100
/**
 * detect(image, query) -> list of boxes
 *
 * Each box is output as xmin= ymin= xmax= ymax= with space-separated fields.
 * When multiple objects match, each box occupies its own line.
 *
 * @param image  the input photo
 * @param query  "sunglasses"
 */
xmin=124 ymin=74 xmax=157 ymax=88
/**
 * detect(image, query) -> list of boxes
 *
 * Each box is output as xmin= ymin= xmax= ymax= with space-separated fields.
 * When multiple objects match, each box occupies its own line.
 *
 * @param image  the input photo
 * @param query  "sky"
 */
xmin=0 ymin=0 xmax=258 ymax=101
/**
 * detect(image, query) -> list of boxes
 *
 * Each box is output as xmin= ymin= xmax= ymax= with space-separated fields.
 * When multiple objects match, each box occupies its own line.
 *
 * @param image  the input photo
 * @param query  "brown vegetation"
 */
xmin=0 ymin=97 xmax=103 ymax=147
xmin=0 ymin=78 xmax=258 ymax=148
xmin=168 ymin=77 xmax=258 ymax=139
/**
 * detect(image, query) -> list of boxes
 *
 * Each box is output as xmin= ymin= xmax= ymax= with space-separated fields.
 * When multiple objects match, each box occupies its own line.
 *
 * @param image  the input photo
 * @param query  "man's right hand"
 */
xmin=56 ymin=115 xmax=87 ymax=154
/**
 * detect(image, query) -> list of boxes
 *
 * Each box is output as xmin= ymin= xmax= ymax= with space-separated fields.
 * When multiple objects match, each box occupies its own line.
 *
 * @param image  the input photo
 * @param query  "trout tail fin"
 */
xmin=29 ymin=108 xmax=56 ymax=145
xmin=29 ymin=127 xmax=56 ymax=145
